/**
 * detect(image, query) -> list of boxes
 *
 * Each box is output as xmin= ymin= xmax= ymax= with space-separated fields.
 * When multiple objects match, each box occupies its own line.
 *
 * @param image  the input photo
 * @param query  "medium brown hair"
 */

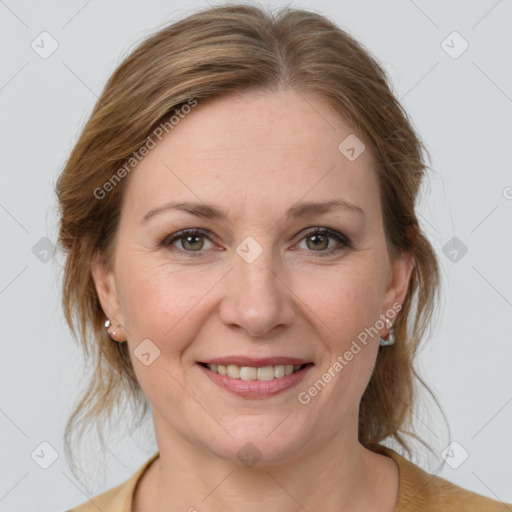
xmin=56 ymin=2 xmax=442 ymax=474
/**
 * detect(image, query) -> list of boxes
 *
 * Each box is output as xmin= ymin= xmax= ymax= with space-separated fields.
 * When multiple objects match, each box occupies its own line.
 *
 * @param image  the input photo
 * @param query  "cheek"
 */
xmin=308 ymin=276 xmax=382 ymax=397
xmin=302 ymin=264 xmax=384 ymax=393
xmin=116 ymin=258 xmax=219 ymax=349
xmin=303 ymin=263 xmax=384 ymax=341
xmin=115 ymin=260 xmax=211 ymax=405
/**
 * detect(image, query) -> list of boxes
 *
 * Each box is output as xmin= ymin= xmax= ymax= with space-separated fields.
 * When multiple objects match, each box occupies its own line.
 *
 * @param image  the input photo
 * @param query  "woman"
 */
xmin=57 ymin=4 xmax=510 ymax=511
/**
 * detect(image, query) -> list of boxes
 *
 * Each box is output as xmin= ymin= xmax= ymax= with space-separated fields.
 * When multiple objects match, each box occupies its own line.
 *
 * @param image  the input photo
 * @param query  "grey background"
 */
xmin=1 ymin=0 xmax=511 ymax=510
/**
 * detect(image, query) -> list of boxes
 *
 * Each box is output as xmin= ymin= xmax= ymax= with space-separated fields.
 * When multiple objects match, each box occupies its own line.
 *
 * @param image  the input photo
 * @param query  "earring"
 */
xmin=105 ymin=318 xmax=118 ymax=341
xmin=379 ymin=317 xmax=395 ymax=347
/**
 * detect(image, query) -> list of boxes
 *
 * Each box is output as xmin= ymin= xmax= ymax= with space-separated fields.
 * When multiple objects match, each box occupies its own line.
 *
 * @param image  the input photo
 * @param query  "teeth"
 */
xmin=274 ymin=365 xmax=285 ymax=378
xmin=227 ymin=364 xmax=240 ymax=378
xmin=256 ymin=366 xmax=274 ymax=381
xmin=240 ymin=366 xmax=257 ymax=380
xmin=205 ymin=363 xmax=305 ymax=380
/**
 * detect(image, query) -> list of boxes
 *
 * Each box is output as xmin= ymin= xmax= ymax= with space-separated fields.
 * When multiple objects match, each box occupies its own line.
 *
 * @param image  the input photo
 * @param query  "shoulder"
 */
xmin=374 ymin=445 xmax=511 ymax=512
xmin=66 ymin=452 xmax=159 ymax=512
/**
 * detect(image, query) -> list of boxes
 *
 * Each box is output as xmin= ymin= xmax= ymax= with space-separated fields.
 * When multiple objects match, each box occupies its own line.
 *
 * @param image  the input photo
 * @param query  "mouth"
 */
xmin=196 ymin=358 xmax=314 ymax=398
xmin=198 ymin=362 xmax=311 ymax=381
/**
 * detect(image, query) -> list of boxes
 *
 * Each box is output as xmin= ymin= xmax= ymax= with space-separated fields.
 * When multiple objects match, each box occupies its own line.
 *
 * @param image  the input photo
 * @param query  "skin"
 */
xmin=92 ymin=88 xmax=414 ymax=511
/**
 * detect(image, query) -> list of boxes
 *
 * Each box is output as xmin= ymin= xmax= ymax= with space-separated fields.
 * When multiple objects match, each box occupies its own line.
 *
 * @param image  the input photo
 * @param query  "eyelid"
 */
xmin=160 ymin=226 xmax=351 ymax=257
xmin=160 ymin=228 xmax=215 ymax=255
xmin=296 ymin=226 xmax=351 ymax=246
xmin=294 ymin=227 xmax=352 ymax=255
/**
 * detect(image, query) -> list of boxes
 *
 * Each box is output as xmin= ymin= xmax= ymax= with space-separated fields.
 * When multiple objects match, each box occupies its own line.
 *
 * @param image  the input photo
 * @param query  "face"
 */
xmin=92 ymin=88 xmax=413 ymax=466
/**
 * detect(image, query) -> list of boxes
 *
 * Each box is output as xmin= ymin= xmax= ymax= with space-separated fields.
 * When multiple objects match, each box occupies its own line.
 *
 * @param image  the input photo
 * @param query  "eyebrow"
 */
xmin=140 ymin=198 xmax=365 ymax=225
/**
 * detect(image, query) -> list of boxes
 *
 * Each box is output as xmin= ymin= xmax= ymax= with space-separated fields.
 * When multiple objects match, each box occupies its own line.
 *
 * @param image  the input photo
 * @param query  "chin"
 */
xmin=196 ymin=417 xmax=311 ymax=468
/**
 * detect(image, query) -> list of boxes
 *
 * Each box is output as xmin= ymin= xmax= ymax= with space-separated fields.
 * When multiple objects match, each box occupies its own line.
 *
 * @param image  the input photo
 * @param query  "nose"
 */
xmin=219 ymin=245 xmax=295 ymax=338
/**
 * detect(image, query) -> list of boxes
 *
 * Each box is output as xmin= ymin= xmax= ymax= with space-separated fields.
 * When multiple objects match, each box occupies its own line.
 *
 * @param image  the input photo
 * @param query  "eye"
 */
xmin=161 ymin=228 xmax=214 ymax=256
xmin=296 ymin=227 xmax=351 ymax=257
xmin=160 ymin=227 xmax=351 ymax=258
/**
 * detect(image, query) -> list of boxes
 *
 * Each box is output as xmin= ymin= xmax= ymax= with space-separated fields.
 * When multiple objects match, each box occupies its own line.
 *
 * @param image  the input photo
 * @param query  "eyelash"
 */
xmin=159 ymin=227 xmax=352 ymax=258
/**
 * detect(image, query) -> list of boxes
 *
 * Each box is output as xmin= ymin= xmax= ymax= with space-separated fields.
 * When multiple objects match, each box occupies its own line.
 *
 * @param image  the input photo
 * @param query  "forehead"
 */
xmin=122 ymin=89 xmax=380 ymax=223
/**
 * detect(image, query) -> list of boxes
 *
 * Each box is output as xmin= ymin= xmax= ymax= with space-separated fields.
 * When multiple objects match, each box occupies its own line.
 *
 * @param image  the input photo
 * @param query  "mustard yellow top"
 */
xmin=67 ymin=446 xmax=511 ymax=511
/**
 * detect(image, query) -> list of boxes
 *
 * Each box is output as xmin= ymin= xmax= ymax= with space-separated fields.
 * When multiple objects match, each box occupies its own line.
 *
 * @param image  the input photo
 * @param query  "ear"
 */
xmin=381 ymin=250 xmax=414 ymax=319
xmin=91 ymin=250 xmax=127 ymax=341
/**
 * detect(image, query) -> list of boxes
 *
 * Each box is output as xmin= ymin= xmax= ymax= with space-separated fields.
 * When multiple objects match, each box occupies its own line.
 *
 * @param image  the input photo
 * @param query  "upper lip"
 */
xmin=199 ymin=356 xmax=312 ymax=367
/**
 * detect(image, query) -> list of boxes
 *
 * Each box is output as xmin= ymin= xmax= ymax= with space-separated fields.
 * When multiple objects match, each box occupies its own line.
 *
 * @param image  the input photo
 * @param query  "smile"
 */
xmin=202 ymin=363 xmax=308 ymax=380
xmin=197 ymin=360 xmax=314 ymax=398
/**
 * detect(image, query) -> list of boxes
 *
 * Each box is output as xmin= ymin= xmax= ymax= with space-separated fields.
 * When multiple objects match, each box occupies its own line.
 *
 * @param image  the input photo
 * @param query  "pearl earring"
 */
xmin=104 ymin=318 xmax=118 ymax=340
xmin=379 ymin=317 xmax=395 ymax=347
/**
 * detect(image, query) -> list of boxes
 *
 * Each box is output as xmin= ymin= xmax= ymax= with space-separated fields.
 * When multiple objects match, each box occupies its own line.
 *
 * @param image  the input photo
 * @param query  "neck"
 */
xmin=135 ymin=412 xmax=398 ymax=512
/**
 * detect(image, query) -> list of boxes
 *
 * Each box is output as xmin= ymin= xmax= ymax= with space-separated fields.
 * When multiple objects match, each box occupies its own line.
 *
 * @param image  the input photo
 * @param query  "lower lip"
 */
xmin=197 ymin=363 xmax=313 ymax=399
